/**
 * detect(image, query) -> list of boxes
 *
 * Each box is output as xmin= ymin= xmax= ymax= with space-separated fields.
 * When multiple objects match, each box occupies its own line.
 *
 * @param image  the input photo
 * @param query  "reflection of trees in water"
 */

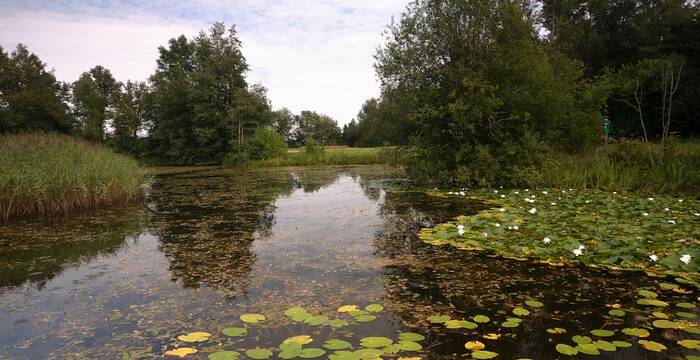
xmin=0 ymin=208 xmax=144 ymax=291
xmin=148 ymin=168 xmax=344 ymax=294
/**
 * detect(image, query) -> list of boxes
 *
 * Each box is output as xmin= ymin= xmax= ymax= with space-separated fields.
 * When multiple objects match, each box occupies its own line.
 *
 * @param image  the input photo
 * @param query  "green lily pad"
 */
xmin=525 ymin=300 xmax=544 ymax=308
xmin=637 ymin=298 xmax=669 ymax=307
xmin=677 ymin=311 xmax=697 ymax=319
xmin=323 ymin=339 xmax=352 ymax=350
xmin=353 ymin=314 xmax=377 ymax=322
xmin=222 ymin=327 xmax=247 ymax=337
xmin=328 ymin=319 xmax=349 ymax=328
xmin=240 ymin=313 xmax=266 ymax=324
xmin=353 ymin=348 xmax=384 ymax=358
xmin=608 ymin=309 xmax=625 ymax=317
xmin=612 ymin=341 xmax=632 ymax=348
xmin=555 ymin=344 xmax=578 ymax=355
xmin=245 ymin=348 xmax=273 ymax=359
xmin=594 ymin=340 xmax=616 ymax=351
xmin=365 ymin=304 xmax=384 ymax=312
xmin=208 ymin=351 xmax=240 ymax=360
xmin=427 ymin=315 xmax=451 ymax=324
xmin=590 ymin=329 xmax=615 ymax=337
xmin=512 ymin=307 xmax=530 ymax=316
xmin=398 ymin=332 xmax=426 ymax=342
xmin=652 ymin=319 xmax=678 ymax=329
xmin=445 ymin=320 xmax=478 ymax=329
xmin=621 ymin=328 xmax=650 ymax=337
xmin=638 ymin=340 xmax=667 ymax=352
xmin=678 ymin=339 xmax=700 ymax=349
xmin=575 ymin=344 xmax=599 ymax=355
xmin=572 ymin=335 xmax=592 ymax=345
xmin=283 ymin=335 xmax=313 ymax=345
xmin=299 ymin=348 xmax=326 ymax=358
xmin=397 ymin=340 xmax=422 ymax=351
xmin=284 ymin=307 xmax=307 ymax=317
xmin=638 ymin=289 xmax=658 ymax=298
xmin=471 ymin=350 xmax=498 ymax=359
xmin=303 ymin=315 xmax=328 ymax=326
xmin=677 ymin=302 xmax=696 ymax=309
xmin=359 ymin=336 xmax=393 ymax=348
xmin=473 ymin=315 xmax=490 ymax=323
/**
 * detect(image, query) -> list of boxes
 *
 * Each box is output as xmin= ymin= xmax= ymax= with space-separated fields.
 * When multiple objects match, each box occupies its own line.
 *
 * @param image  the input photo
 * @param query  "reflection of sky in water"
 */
xmin=0 ymin=166 xmax=697 ymax=359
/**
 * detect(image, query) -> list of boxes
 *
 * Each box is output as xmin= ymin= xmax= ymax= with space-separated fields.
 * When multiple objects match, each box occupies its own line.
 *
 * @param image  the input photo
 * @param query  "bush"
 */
xmin=245 ymin=127 xmax=287 ymax=160
xmin=0 ymin=132 xmax=147 ymax=222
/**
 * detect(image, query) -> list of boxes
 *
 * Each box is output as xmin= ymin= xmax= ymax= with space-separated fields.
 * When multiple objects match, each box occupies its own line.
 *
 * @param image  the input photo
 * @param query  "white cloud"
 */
xmin=0 ymin=0 xmax=408 ymax=125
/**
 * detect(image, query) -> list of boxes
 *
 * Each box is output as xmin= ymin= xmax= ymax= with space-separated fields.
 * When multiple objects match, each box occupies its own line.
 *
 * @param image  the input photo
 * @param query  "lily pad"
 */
xmin=397 ymin=340 xmax=422 ymax=351
xmin=166 ymin=347 xmax=198 ymax=358
xmin=678 ymin=339 xmax=700 ymax=349
xmin=575 ymin=344 xmax=599 ymax=355
xmin=365 ymin=304 xmax=384 ymax=312
xmin=283 ymin=335 xmax=313 ymax=345
xmin=621 ymin=328 xmax=650 ymax=337
xmin=471 ymin=350 xmax=498 ymax=359
xmin=360 ymin=336 xmax=393 ymax=348
xmin=299 ymin=348 xmax=326 ymax=358
xmin=337 ymin=305 xmax=359 ymax=313
xmin=445 ymin=319 xmax=478 ymax=329
xmin=240 ymin=313 xmax=266 ymax=324
xmin=590 ymin=329 xmax=615 ymax=337
xmin=427 ymin=315 xmax=451 ymax=324
xmin=177 ymin=332 xmax=211 ymax=343
xmin=323 ymin=339 xmax=352 ymax=350
xmin=465 ymin=341 xmax=485 ymax=350
xmin=208 ymin=351 xmax=240 ymax=360
xmin=638 ymin=340 xmax=667 ymax=352
xmin=472 ymin=315 xmax=490 ymax=323
xmin=222 ymin=327 xmax=247 ymax=337
xmin=608 ymin=309 xmax=625 ymax=317
xmin=399 ymin=332 xmax=426 ymax=342
xmin=572 ymin=335 xmax=592 ymax=345
xmin=512 ymin=307 xmax=530 ymax=316
xmin=245 ymin=348 xmax=273 ymax=359
xmin=555 ymin=344 xmax=578 ymax=356
xmin=637 ymin=298 xmax=669 ymax=307
xmin=525 ymin=300 xmax=544 ymax=308
xmin=612 ymin=341 xmax=632 ymax=348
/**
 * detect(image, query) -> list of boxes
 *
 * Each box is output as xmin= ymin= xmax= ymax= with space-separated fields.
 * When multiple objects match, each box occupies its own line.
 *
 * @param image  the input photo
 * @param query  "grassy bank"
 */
xmin=0 ymin=133 xmax=147 ymax=222
xmin=539 ymin=141 xmax=700 ymax=194
xmin=231 ymin=146 xmax=400 ymax=167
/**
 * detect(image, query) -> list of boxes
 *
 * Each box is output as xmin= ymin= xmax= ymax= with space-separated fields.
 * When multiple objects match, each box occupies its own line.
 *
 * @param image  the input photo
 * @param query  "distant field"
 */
xmin=242 ymin=146 xmax=401 ymax=167
xmin=286 ymin=145 xmax=353 ymax=153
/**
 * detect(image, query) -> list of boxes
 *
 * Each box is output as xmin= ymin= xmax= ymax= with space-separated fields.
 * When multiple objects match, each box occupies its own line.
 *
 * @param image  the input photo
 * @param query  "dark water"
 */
xmin=0 ymin=166 xmax=697 ymax=359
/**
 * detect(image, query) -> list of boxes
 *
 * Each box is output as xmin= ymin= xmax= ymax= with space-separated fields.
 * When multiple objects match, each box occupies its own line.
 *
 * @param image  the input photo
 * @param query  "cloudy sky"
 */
xmin=0 ymin=0 xmax=408 ymax=125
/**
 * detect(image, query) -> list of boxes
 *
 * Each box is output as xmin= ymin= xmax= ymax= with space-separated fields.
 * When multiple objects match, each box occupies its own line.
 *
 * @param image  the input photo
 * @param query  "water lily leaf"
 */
xmin=471 ymin=350 xmax=498 ymax=359
xmin=245 ymin=348 xmax=273 ymax=359
xmin=328 ymin=351 xmax=356 ymax=360
xmin=353 ymin=348 xmax=384 ymax=358
xmin=208 ymin=351 xmax=240 ymax=360
xmin=590 ymin=329 xmax=615 ymax=337
xmin=652 ymin=319 xmax=679 ymax=329
xmin=445 ymin=320 xmax=477 ymax=329
xmin=638 ymin=289 xmax=658 ymax=298
xmin=427 ymin=315 xmax=451 ymax=324
xmin=177 ymin=332 xmax=211 ymax=343
xmin=360 ymin=337 xmax=393 ymax=348
xmin=575 ymin=344 xmax=599 ymax=355
xmin=677 ymin=302 xmax=696 ymax=309
xmin=472 ymin=315 xmax=490 ymax=323
xmin=525 ymin=300 xmax=544 ymax=308
xmin=240 ymin=314 xmax=265 ymax=324
xmin=303 ymin=315 xmax=328 ymax=326
xmin=612 ymin=341 xmax=632 ymax=348
xmin=638 ymin=340 xmax=667 ymax=352
xmin=572 ymin=335 xmax=592 ymax=345
xmin=222 ymin=327 xmax=247 ymax=337
xmin=637 ymin=298 xmax=669 ymax=307
xmin=283 ymin=335 xmax=313 ymax=345
xmin=483 ymin=333 xmax=501 ymax=339
xmin=353 ymin=314 xmax=377 ymax=322
xmin=328 ymin=319 xmax=349 ymax=328
xmin=652 ymin=311 xmax=670 ymax=319
xmin=677 ymin=311 xmax=697 ymax=319
xmin=594 ymin=340 xmax=616 ymax=351
xmin=279 ymin=342 xmax=302 ymax=355
xmin=165 ymin=347 xmax=198 ymax=358
xmin=555 ymin=344 xmax=578 ymax=356
xmin=292 ymin=312 xmax=314 ymax=322
xmin=608 ymin=309 xmax=625 ymax=317
xmin=501 ymin=320 xmax=520 ymax=328
xmin=465 ymin=341 xmax=485 ymax=351
xmin=397 ymin=341 xmax=422 ymax=351
xmin=365 ymin=304 xmax=384 ymax=312
xmin=659 ymin=282 xmax=679 ymax=290
xmin=399 ymin=333 xmax=426 ymax=342
xmin=285 ymin=307 xmax=307 ymax=317
xmin=678 ymin=339 xmax=700 ymax=349
xmin=546 ymin=328 xmax=566 ymax=334
xmin=299 ymin=348 xmax=326 ymax=358
xmin=323 ymin=339 xmax=352 ymax=350
xmin=512 ymin=307 xmax=530 ymax=316
xmin=338 ymin=305 xmax=359 ymax=313
xmin=621 ymin=328 xmax=649 ymax=337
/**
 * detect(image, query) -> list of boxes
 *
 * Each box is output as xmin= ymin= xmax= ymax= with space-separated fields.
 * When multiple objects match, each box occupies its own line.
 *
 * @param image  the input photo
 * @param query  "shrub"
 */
xmin=245 ymin=127 xmax=287 ymax=160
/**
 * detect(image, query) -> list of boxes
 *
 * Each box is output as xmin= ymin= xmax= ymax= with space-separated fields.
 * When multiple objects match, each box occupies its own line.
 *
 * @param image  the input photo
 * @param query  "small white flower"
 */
xmin=649 ymin=254 xmax=658 ymax=262
xmin=695 ymin=213 xmax=700 ymax=216
xmin=482 ymin=232 xmax=488 ymax=237
xmin=513 ymin=225 xmax=519 ymax=230
xmin=562 ymin=190 xmax=566 ymax=193
xmin=664 ymin=208 xmax=670 ymax=211
xmin=459 ymin=191 xmax=466 ymax=196
xmin=532 ymin=195 xmax=536 ymax=198
xmin=668 ymin=220 xmax=676 ymax=224
xmin=514 ymin=191 xmax=520 ymax=194
xmin=525 ymin=189 xmax=529 ymax=192
xmin=507 ymin=226 xmax=512 ymax=230
xmin=495 ymin=223 xmax=501 ymax=227
xmin=500 ymin=194 xmax=505 ymax=198
xmin=648 ymin=197 xmax=654 ymax=201
xmin=573 ymin=248 xmax=583 ymax=257
xmin=543 ymin=237 xmax=551 ymax=244
xmin=542 ymin=191 xmax=548 ymax=195
xmin=499 ymin=208 xmax=506 ymax=212
xmin=550 ymin=202 xmax=556 ymax=206
xmin=680 ymin=254 xmax=692 ymax=264
xmin=642 ymin=212 xmax=649 ymax=216
xmin=529 ymin=208 xmax=537 ymax=214
xmin=678 ymin=199 xmax=684 ymax=203
xmin=613 ymin=191 xmax=617 ymax=194
xmin=494 ymin=190 xmax=499 ymax=193
xmin=635 ymin=236 xmax=642 ymax=240
xmin=568 ymin=188 xmax=573 ymax=191
xmin=578 ymin=244 xmax=586 ymax=250
xmin=448 ymin=191 xmax=454 ymax=195
xmin=585 ymin=200 xmax=591 ymax=203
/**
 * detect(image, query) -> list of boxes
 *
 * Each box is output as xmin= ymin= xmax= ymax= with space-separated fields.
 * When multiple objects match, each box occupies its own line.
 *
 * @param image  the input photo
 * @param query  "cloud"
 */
xmin=0 ymin=0 xmax=408 ymax=124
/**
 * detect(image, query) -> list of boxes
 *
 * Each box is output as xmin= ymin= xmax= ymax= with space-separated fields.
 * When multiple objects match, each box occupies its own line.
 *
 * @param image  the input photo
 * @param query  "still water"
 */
xmin=0 ymin=166 xmax=697 ymax=359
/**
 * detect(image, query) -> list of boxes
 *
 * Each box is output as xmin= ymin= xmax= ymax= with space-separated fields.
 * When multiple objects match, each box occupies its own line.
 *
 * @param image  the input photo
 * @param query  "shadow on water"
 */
xmin=0 ymin=165 xmax=697 ymax=359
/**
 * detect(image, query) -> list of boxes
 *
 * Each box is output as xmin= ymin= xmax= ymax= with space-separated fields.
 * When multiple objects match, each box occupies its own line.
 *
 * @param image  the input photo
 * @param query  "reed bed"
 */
xmin=0 ymin=133 xmax=147 ymax=222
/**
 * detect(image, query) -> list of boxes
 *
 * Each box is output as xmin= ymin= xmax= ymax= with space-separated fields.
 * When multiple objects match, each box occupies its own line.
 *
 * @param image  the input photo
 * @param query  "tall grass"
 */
xmin=227 ymin=147 xmax=401 ymax=167
xmin=0 ymin=133 xmax=147 ymax=222
xmin=539 ymin=140 xmax=700 ymax=193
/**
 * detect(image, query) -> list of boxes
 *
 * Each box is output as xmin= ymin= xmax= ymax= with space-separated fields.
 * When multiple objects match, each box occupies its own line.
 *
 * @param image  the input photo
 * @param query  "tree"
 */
xmin=292 ymin=111 xmax=341 ymax=146
xmin=271 ymin=108 xmax=295 ymax=144
xmin=230 ymin=83 xmax=272 ymax=151
xmin=0 ymin=44 xmax=71 ymax=133
xmin=111 ymin=81 xmax=150 ymax=154
xmin=71 ymin=66 xmax=119 ymax=142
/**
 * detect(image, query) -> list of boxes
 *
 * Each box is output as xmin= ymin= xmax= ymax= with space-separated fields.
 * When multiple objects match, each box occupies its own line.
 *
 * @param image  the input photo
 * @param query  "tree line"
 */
xmin=0 ymin=23 xmax=342 ymax=164
xmin=342 ymin=0 xmax=698 ymax=186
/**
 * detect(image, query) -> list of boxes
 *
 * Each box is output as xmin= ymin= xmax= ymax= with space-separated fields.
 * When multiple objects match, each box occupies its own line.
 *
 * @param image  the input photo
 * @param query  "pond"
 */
xmin=0 ymin=166 xmax=698 ymax=359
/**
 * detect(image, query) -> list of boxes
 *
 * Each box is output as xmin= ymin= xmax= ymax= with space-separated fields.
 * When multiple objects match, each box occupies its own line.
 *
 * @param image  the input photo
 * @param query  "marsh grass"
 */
xmin=0 ymin=133 xmax=147 ymax=222
xmin=233 ymin=147 xmax=400 ymax=167
xmin=540 ymin=140 xmax=700 ymax=193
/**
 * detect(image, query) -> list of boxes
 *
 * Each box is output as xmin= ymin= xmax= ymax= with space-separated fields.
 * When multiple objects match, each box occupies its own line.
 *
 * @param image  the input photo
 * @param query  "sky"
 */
xmin=0 ymin=0 xmax=409 ymax=125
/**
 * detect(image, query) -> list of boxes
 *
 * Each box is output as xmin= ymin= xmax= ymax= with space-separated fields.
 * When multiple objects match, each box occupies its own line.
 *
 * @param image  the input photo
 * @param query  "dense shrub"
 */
xmin=245 ymin=127 xmax=287 ymax=160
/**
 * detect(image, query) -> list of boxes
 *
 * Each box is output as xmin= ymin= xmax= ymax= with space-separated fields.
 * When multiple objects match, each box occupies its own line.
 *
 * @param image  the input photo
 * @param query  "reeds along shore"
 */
xmin=0 ymin=133 xmax=146 ymax=223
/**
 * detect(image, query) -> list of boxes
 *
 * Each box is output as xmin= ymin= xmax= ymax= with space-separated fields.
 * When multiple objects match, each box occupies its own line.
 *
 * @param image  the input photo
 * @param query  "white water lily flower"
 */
xmin=543 ymin=237 xmax=551 ymax=244
xmin=573 ymin=248 xmax=583 ymax=257
xmin=613 ymin=191 xmax=617 ymax=194
xmin=578 ymin=244 xmax=585 ymax=250
xmin=494 ymin=190 xmax=499 ymax=193
xmin=482 ymin=232 xmax=488 ymax=237
xmin=678 ymin=199 xmax=683 ymax=202
xmin=585 ymin=200 xmax=591 ymax=203
xmin=448 ymin=191 xmax=454 ymax=194
xmin=664 ymin=208 xmax=670 ymax=211
xmin=668 ymin=220 xmax=676 ymax=224
xmin=525 ymin=189 xmax=529 ymax=192
xmin=550 ymin=202 xmax=556 ymax=205
xmin=499 ymin=208 xmax=506 ymax=212
xmin=513 ymin=225 xmax=519 ymax=230
xmin=648 ymin=197 xmax=654 ymax=201
xmin=507 ymin=226 xmax=512 ymax=230
xmin=681 ymin=254 xmax=692 ymax=264
xmin=542 ymin=191 xmax=548 ymax=195
xmin=649 ymin=254 xmax=658 ymax=262
xmin=635 ymin=236 xmax=642 ymax=240
xmin=495 ymin=223 xmax=501 ymax=227
xmin=514 ymin=191 xmax=520 ymax=194
xmin=695 ymin=213 xmax=700 ymax=216
xmin=500 ymin=194 xmax=506 ymax=198
xmin=529 ymin=208 xmax=537 ymax=214
xmin=568 ymin=188 xmax=573 ymax=191
xmin=642 ymin=212 xmax=649 ymax=216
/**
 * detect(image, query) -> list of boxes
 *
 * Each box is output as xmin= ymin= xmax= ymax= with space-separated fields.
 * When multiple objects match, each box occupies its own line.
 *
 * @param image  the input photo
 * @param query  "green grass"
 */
xmin=230 ymin=147 xmax=401 ymax=167
xmin=0 ymin=133 xmax=147 ymax=222
xmin=539 ymin=141 xmax=700 ymax=194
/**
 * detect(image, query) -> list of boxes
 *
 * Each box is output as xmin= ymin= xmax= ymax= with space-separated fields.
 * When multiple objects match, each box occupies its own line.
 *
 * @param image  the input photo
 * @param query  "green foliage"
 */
xmin=374 ymin=0 xmax=605 ymax=187
xmin=342 ymin=98 xmax=399 ymax=147
xmin=0 ymin=45 xmax=71 ymax=133
xmin=109 ymin=81 xmax=150 ymax=155
xmin=245 ymin=127 xmax=287 ymax=160
xmin=292 ymin=111 xmax=342 ymax=146
xmin=0 ymin=132 xmax=146 ymax=222
xmin=229 ymin=147 xmax=390 ymax=167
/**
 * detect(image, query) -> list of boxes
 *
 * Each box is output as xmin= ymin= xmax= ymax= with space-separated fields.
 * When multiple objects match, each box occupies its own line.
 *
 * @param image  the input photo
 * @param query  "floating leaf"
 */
xmin=299 ymin=348 xmax=326 ymax=358
xmin=677 ymin=302 xmax=696 ymax=309
xmin=638 ymin=340 xmax=667 ymax=352
xmin=612 ymin=341 xmax=632 ymax=348
xmin=427 ymin=315 xmax=451 ymax=324
xmin=353 ymin=348 xmax=384 ymax=358
xmin=590 ymin=329 xmax=615 ymax=337
xmin=637 ymin=298 xmax=669 ymax=307
xmin=222 ymin=327 xmax=247 ymax=337
xmin=303 ymin=315 xmax=328 ymax=326
xmin=397 ymin=341 xmax=422 ymax=351
xmin=483 ymin=333 xmax=501 ymax=339
xmin=472 ymin=315 xmax=490 ymax=323
xmin=608 ymin=309 xmax=625 ymax=317
xmin=525 ymin=300 xmax=544 ymax=308
xmin=465 ymin=341 xmax=485 ymax=351
xmin=165 ymin=347 xmax=198 ymax=358
xmin=575 ymin=344 xmax=599 ymax=355
xmin=652 ymin=319 xmax=679 ymax=329
xmin=471 ymin=350 xmax=498 ymax=359
xmin=594 ymin=340 xmax=616 ymax=351
xmin=245 ymin=348 xmax=273 ymax=359
xmin=283 ymin=335 xmax=313 ymax=345
xmin=240 ymin=314 xmax=266 ymax=324
xmin=678 ymin=339 xmax=700 ymax=349
xmin=353 ymin=314 xmax=377 ymax=322
xmin=360 ymin=337 xmax=393 ymax=348
xmin=512 ymin=307 xmax=530 ymax=316
xmin=208 ymin=351 xmax=240 ymax=360
xmin=638 ymin=289 xmax=658 ymax=298
xmin=677 ymin=311 xmax=697 ymax=319
xmin=445 ymin=320 xmax=477 ymax=329
xmin=501 ymin=320 xmax=520 ymax=328
xmin=328 ymin=319 xmax=349 ymax=328
xmin=177 ymin=332 xmax=211 ymax=343
xmin=284 ymin=307 xmax=307 ymax=317
xmin=572 ymin=335 xmax=592 ymax=345
xmin=621 ymin=328 xmax=649 ymax=337
xmin=323 ymin=339 xmax=352 ymax=350
xmin=399 ymin=333 xmax=426 ymax=342
xmin=338 ymin=305 xmax=359 ymax=313
xmin=555 ymin=344 xmax=578 ymax=356
xmin=365 ymin=304 xmax=384 ymax=312
xmin=546 ymin=328 xmax=566 ymax=334
xmin=652 ymin=311 xmax=670 ymax=319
